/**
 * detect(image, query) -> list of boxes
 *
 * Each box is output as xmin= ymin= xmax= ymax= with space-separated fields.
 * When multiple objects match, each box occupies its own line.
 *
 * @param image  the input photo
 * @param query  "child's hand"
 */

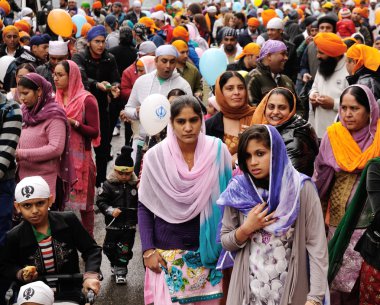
xmin=19 ymin=266 xmax=38 ymax=282
xmin=112 ymin=208 xmax=122 ymax=218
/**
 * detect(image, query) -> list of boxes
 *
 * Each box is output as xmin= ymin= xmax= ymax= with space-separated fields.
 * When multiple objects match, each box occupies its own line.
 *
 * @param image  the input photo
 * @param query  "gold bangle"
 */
xmin=143 ymin=249 xmax=156 ymax=259
xmin=307 ymin=300 xmax=321 ymax=305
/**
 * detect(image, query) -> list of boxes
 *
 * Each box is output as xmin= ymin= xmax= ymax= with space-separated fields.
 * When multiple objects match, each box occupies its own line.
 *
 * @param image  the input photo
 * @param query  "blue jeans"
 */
xmin=0 ymin=179 xmax=15 ymax=246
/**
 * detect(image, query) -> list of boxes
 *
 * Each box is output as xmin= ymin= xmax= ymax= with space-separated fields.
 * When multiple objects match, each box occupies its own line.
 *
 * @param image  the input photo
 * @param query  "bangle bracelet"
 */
xmin=143 ymin=249 xmax=156 ymax=259
xmin=74 ymin=120 xmax=80 ymax=128
xmin=307 ymin=300 xmax=321 ymax=305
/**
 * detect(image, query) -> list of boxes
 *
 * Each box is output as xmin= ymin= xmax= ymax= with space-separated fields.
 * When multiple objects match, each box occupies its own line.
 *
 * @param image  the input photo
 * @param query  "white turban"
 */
xmin=151 ymin=11 xmax=165 ymax=21
xmin=267 ymin=17 xmax=284 ymax=30
xmin=17 ymin=281 xmax=54 ymax=305
xmin=48 ymin=40 xmax=69 ymax=56
xmin=133 ymin=0 xmax=141 ymax=7
xmin=155 ymin=45 xmax=178 ymax=58
xmin=15 ymin=176 xmax=50 ymax=203
xmin=207 ymin=6 xmax=217 ymax=13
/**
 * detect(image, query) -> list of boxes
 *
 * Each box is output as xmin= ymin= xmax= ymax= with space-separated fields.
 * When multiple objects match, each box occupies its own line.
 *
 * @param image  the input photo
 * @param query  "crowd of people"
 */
xmin=0 ymin=0 xmax=379 ymax=304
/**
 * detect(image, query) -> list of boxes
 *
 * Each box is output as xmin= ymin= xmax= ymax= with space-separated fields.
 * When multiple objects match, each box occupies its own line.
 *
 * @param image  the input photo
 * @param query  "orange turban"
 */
xmin=352 ymin=7 xmax=366 ymax=18
xmin=0 ymin=19 xmax=3 ymax=30
xmin=346 ymin=44 xmax=380 ymax=74
xmin=85 ymin=15 xmax=95 ymax=26
xmin=139 ymin=17 xmax=159 ymax=33
xmin=136 ymin=59 xmax=144 ymax=67
xmin=14 ymin=20 xmax=31 ymax=33
xmin=19 ymin=31 xmax=30 ymax=38
xmin=173 ymin=26 xmax=189 ymax=41
xmin=81 ymin=23 xmax=92 ymax=37
xmin=314 ymin=32 xmax=347 ymax=57
xmin=235 ymin=42 xmax=260 ymax=60
xmin=0 ymin=0 xmax=10 ymax=16
xmin=361 ymin=7 xmax=369 ymax=18
xmin=155 ymin=4 xmax=165 ymax=11
xmin=296 ymin=8 xmax=304 ymax=19
xmin=72 ymin=23 xmax=77 ymax=36
xmin=291 ymin=2 xmax=297 ymax=8
xmin=92 ymin=1 xmax=102 ymax=9
xmin=172 ymin=39 xmax=188 ymax=51
xmin=248 ymin=17 xmax=260 ymax=27
xmin=261 ymin=9 xmax=277 ymax=27
xmin=2 ymin=25 xmax=18 ymax=38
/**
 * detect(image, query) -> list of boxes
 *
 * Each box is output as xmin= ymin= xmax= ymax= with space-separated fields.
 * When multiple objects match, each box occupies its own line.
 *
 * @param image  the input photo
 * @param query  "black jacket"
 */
xmin=227 ymin=58 xmax=253 ymax=73
xmin=346 ymin=67 xmax=380 ymax=101
xmin=96 ymin=172 xmax=138 ymax=228
xmin=72 ymin=47 xmax=120 ymax=113
xmin=125 ymin=11 xmax=146 ymax=25
xmin=36 ymin=62 xmax=55 ymax=91
xmin=0 ymin=212 xmax=102 ymax=303
xmin=355 ymin=162 xmax=380 ymax=270
xmin=206 ymin=113 xmax=318 ymax=176
xmin=108 ymin=45 xmax=137 ymax=76
xmin=237 ymin=28 xmax=261 ymax=48
xmin=0 ymin=44 xmax=27 ymax=58
xmin=276 ymin=115 xmax=319 ymax=177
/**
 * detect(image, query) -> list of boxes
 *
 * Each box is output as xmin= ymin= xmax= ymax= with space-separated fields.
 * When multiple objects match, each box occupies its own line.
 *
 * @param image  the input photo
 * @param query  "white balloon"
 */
xmin=0 ymin=56 xmax=15 ymax=84
xmin=140 ymin=94 xmax=171 ymax=136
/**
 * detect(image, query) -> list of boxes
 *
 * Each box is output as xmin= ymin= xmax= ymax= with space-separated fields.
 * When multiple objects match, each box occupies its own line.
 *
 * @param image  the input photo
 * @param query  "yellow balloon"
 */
xmin=254 ymin=0 xmax=263 ymax=7
xmin=47 ymin=9 xmax=73 ymax=37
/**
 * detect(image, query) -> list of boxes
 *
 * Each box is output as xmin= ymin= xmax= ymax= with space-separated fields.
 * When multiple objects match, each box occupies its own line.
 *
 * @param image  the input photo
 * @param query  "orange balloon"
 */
xmin=47 ymin=9 xmax=73 ymax=37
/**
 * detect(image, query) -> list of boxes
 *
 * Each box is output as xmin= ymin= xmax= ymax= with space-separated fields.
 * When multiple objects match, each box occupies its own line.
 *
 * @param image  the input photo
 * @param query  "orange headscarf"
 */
xmin=14 ymin=20 xmax=31 ymax=33
xmin=314 ymin=32 xmax=347 ymax=57
xmin=173 ymin=26 xmax=189 ymax=41
xmin=0 ymin=0 xmax=10 ymax=15
xmin=248 ymin=17 xmax=260 ymax=27
xmin=251 ymin=87 xmax=296 ymax=125
xmin=85 ymin=15 xmax=95 ymax=26
xmin=215 ymin=73 xmax=256 ymax=123
xmin=139 ymin=17 xmax=159 ymax=33
xmin=81 ymin=23 xmax=92 ymax=37
xmin=261 ymin=9 xmax=278 ymax=27
xmin=346 ymin=44 xmax=380 ymax=74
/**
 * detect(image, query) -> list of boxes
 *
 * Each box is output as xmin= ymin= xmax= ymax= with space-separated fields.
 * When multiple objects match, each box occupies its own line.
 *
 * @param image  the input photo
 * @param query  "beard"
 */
xmin=224 ymin=44 xmax=236 ymax=53
xmin=318 ymin=56 xmax=339 ymax=79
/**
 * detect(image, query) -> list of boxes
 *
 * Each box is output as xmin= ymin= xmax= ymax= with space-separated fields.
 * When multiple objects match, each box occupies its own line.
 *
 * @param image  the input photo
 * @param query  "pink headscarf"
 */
xmin=55 ymin=60 xmax=101 ymax=147
xmin=313 ymin=84 xmax=379 ymax=199
xmin=139 ymin=110 xmax=231 ymax=223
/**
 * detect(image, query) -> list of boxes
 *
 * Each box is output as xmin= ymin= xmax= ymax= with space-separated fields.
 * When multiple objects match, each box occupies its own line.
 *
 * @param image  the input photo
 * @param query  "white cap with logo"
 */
xmin=15 ymin=176 xmax=50 ymax=203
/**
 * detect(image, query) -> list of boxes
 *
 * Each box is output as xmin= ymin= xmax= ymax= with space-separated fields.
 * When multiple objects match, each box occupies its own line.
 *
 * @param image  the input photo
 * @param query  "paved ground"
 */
xmin=93 ymin=126 xmax=145 ymax=305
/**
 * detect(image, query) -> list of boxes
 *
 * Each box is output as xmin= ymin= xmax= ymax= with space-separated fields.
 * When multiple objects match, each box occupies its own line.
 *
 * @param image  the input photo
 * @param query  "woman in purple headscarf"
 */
xmin=218 ymin=125 xmax=328 ymax=305
xmin=16 ymin=73 xmax=71 ymax=210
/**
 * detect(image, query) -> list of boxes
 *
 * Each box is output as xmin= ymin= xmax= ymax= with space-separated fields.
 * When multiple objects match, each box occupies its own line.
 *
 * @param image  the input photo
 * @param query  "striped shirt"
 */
xmin=39 ymin=236 xmax=56 ymax=273
xmin=0 ymin=94 xmax=22 ymax=181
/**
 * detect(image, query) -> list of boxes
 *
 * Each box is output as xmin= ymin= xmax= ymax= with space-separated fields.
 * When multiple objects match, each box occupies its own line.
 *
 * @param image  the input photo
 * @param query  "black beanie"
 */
xmin=115 ymin=146 xmax=134 ymax=169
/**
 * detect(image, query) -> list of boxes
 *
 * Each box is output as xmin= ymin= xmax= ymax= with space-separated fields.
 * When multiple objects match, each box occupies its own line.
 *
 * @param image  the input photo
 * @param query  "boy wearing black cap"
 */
xmin=96 ymin=146 xmax=138 ymax=284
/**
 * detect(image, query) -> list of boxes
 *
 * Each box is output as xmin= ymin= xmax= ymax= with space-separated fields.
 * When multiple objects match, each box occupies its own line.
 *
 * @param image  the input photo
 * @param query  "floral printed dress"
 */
xmin=249 ymin=227 xmax=295 ymax=305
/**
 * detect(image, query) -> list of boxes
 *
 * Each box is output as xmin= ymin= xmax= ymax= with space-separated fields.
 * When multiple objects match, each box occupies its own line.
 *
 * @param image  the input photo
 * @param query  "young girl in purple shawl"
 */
xmin=138 ymin=96 xmax=232 ymax=304
xmin=16 ymin=73 xmax=71 ymax=210
xmin=218 ymin=125 xmax=328 ymax=305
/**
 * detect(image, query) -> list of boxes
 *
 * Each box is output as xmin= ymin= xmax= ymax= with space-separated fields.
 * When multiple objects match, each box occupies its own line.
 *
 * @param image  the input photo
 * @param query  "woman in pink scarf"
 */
xmin=139 ymin=96 xmax=232 ymax=304
xmin=16 ymin=73 xmax=70 ymax=209
xmin=55 ymin=60 xmax=100 ymax=238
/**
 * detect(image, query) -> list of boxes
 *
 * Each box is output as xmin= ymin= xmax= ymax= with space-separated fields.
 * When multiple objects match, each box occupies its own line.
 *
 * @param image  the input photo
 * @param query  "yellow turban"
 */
xmin=346 ymin=44 xmax=380 ymax=74
xmin=235 ymin=42 xmax=261 ymax=60
xmin=314 ymin=32 xmax=347 ymax=57
xmin=172 ymin=39 xmax=188 ymax=52
xmin=2 ymin=25 xmax=19 ymax=38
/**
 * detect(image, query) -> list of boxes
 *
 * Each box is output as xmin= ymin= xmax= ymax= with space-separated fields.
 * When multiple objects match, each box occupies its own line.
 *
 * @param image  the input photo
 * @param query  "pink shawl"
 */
xmin=139 ymin=122 xmax=232 ymax=224
xmin=313 ymin=84 xmax=379 ymax=199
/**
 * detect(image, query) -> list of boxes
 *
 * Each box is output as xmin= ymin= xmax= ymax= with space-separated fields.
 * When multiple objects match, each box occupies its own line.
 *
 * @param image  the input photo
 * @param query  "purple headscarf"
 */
xmin=20 ymin=73 xmax=75 ymax=204
xmin=313 ymin=84 xmax=379 ymax=199
xmin=216 ymin=125 xmax=310 ymax=269
xmin=258 ymin=39 xmax=287 ymax=61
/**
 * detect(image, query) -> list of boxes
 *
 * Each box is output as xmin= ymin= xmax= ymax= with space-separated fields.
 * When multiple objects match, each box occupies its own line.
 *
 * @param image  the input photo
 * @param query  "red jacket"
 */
xmin=337 ymin=19 xmax=356 ymax=38
xmin=121 ymin=62 xmax=139 ymax=102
